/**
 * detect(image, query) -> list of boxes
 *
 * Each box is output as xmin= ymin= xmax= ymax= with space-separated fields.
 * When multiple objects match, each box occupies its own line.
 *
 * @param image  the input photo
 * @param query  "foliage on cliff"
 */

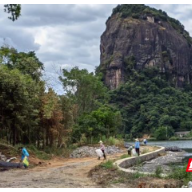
xmin=110 ymin=4 xmax=192 ymax=44
xmin=109 ymin=59 xmax=192 ymax=139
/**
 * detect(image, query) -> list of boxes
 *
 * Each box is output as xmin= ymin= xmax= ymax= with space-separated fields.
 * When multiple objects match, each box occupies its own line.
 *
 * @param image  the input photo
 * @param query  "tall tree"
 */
xmin=0 ymin=46 xmax=44 ymax=145
xmin=0 ymin=65 xmax=41 ymax=145
xmin=40 ymin=88 xmax=66 ymax=147
xmin=72 ymin=105 xmax=122 ymax=142
xmin=0 ymin=46 xmax=43 ymax=81
xmin=59 ymin=67 xmax=107 ymax=116
xmin=4 ymin=4 xmax=21 ymax=21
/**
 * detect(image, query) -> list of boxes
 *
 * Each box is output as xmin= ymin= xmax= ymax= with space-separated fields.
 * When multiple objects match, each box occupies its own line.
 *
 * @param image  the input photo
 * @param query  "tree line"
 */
xmin=0 ymin=46 xmax=122 ymax=147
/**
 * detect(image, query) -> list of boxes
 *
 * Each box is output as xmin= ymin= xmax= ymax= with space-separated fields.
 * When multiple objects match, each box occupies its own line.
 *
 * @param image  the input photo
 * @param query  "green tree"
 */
xmin=154 ymin=126 xmax=174 ymax=140
xmin=72 ymin=105 xmax=122 ymax=142
xmin=40 ymin=88 xmax=65 ymax=147
xmin=0 ymin=46 xmax=43 ymax=81
xmin=4 ymin=4 xmax=21 ymax=21
xmin=0 ymin=65 xmax=41 ymax=145
xmin=109 ymin=66 xmax=192 ymax=137
xmin=59 ymin=67 xmax=107 ymax=115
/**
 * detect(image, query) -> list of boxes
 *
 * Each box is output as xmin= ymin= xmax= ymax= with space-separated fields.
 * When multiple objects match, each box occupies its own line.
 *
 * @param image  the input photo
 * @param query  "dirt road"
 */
xmin=0 ymin=152 xmax=125 ymax=188
xmin=0 ymin=146 xmax=158 ymax=188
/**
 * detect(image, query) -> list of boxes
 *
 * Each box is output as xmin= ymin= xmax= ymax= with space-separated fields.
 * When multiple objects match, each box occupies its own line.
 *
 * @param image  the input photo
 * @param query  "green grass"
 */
xmin=0 ymin=142 xmax=18 ymax=156
xmin=135 ymin=157 xmax=142 ymax=166
xmin=44 ymin=145 xmax=76 ymax=158
xmin=100 ymin=160 xmax=115 ymax=169
xmin=154 ymin=166 xmax=163 ymax=178
xmin=110 ymin=171 xmax=146 ymax=185
xmin=120 ymin=154 xmax=130 ymax=159
xmin=111 ymin=177 xmax=126 ymax=183
xmin=167 ymin=164 xmax=192 ymax=185
xmin=130 ymin=171 xmax=146 ymax=179
xmin=0 ymin=142 xmax=77 ymax=160
xmin=26 ymin=145 xmax=51 ymax=160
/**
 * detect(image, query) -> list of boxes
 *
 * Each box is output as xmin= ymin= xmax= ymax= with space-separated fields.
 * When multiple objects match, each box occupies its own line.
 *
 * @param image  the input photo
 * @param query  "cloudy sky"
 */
xmin=1 ymin=4 xmax=192 ymax=94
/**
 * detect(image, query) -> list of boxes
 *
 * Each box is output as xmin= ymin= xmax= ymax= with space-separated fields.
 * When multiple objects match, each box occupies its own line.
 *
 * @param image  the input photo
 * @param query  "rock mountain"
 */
xmin=99 ymin=4 xmax=192 ymax=89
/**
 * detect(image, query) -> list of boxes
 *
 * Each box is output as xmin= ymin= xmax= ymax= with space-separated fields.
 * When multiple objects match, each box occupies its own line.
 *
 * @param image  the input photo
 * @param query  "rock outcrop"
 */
xmin=182 ymin=181 xmax=192 ymax=188
xmin=99 ymin=5 xmax=192 ymax=89
xmin=165 ymin=146 xmax=183 ymax=152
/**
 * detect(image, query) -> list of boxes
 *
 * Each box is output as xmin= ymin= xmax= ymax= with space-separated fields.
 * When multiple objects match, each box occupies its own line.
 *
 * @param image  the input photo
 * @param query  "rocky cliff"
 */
xmin=99 ymin=5 xmax=192 ymax=89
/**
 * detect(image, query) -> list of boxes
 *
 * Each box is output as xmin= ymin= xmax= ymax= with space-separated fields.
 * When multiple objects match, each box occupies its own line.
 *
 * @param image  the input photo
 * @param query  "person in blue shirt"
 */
xmin=19 ymin=147 xmax=29 ymax=168
xmin=135 ymin=138 xmax=140 ymax=156
xmin=19 ymin=147 xmax=29 ymax=169
xmin=20 ymin=147 xmax=29 ymax=161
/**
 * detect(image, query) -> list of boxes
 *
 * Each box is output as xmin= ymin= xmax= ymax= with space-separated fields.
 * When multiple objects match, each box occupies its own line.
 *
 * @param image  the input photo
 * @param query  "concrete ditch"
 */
xmin=114 ymin=146 xmax=165 ymax=175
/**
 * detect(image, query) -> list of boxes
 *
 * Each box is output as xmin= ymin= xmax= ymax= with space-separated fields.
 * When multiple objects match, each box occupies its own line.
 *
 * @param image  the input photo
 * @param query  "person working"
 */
xmin=135 ymin=138 xmax=140 ymax=156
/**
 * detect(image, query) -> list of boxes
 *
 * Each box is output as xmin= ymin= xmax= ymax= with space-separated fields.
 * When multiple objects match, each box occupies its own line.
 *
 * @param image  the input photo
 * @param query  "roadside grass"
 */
xmin=111 ymin=170 xmax=147 ymax=184
xmin=130 ymin=171 xmax=146 ymax=179
xmin=100 ymin=160 xmax=116 ymax=169
xmin=23 ymin=145 xmax=51 ymax=160
xmin=166 ymin=164 xmax=192 ymax=185
xmin=154 ymin=166 xmax=163 ymax=178
xmin=120 ymin=154 xmax=131 ymax=159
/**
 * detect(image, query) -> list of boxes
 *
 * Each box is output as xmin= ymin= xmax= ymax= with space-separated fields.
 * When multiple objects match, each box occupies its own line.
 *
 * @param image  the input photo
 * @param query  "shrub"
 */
xmin=100 ymin=160 xmax=114 ymax=169
xmin=120 ymin=154 xmax=130 ymax=159
xmin=167 ymin=164 xmax=192 ymax=184
xmin=155 ymin=166 xmax=163 ymax=178
xmin=169 ymin=136 xmax=178 ymax=141
xmin=154 ymin=126 xmax=174 ymax=140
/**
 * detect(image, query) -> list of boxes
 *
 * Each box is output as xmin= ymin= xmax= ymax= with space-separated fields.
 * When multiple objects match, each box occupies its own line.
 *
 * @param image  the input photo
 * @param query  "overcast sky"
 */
xmin=1 ymin=4 xmax=192 ymax=94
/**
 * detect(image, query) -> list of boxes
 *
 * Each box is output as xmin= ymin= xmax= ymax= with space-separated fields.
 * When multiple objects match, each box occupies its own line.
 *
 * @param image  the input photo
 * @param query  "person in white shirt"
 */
xmin=99 ymin=141 xmax=106 ymax=160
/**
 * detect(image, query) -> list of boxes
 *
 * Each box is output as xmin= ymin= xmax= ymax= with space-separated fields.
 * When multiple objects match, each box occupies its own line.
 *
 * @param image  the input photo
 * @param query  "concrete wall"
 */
xmin=114 ymin=146 xmax=165 ymax=174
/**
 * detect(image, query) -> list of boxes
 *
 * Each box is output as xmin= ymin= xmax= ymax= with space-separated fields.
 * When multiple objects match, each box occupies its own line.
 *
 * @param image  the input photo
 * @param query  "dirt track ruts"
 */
xmin=0 ymin=152 xmax=126 ymax=188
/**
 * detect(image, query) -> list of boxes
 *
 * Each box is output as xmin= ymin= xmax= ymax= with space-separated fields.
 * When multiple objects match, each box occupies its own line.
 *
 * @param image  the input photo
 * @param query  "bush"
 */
xmin=108 ymin=136 xmax=116 ymax=145
xmin=169 ymin=136 xmax=178 ymax=141
xmin=100 ymin=160 xmax=115 ymax=169
xmin=26 ymin=145 xmax=51 ymax=160
xmin=130 ymin=172 xmax=145 ymax=179
xmin=155 ymin=166 xmax=163 ymax=178
xmin=105 ymin=136 xmax=124 ymax=146
xmin=154 ymin=126 xmax=174 ymax=140
xmin=101 ymin=135 xmax=107 ymax=143
xmin=120 ymin=154 xmax=130 ymax=159
xmin=124 ymin=134 xmax=131 ymax=140
xmin=80 ymin=134 xmax=87 ymax=145
xmin=168 ymin=164 xmax=192 ymax=184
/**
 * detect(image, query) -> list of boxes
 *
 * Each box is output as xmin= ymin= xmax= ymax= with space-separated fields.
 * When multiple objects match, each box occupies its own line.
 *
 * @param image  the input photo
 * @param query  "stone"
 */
xmin=0 ymin=154 xmax=7 ymax=162
xmin=129 ymin=151 xmax=184 ymax=174
xmin=70 ymin=145 xmax=123 ymax=158
xmin=99 ymin=11 xmax=192 ymax=90
xmin=188 ymin=181 xmax=192 ymax=188
xmin=165 ymin=146 xmax=182 ymax=152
